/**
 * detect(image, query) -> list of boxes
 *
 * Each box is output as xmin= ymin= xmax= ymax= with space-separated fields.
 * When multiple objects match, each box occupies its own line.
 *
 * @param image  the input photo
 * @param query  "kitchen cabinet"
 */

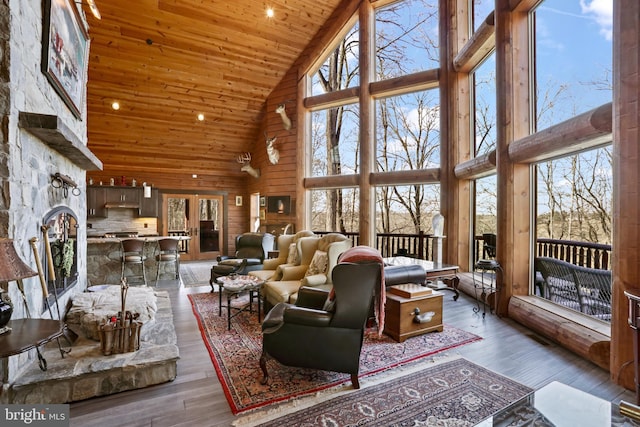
xmin=105 ymin=187 xmax=140 ymax=206
xmin=139 ymin=188 xmax=159 ymax=217
xmin=87 ymin=187 xmax=107 ymax=217
xmin=87 ymin=186 xmax=159 ymax=218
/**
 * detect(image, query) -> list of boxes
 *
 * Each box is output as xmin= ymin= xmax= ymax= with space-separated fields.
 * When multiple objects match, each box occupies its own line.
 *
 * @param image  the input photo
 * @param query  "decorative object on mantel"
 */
xmin=98 ymin=278 xmax=142 ymax=355
xmin=143 ymin=182 xmax=152 ymax=198
xmin=51 ymin=172 xmax=80 ymax=197
xmin=76 ymin=0 xmax=101 ymax=20
xmin=41 ymin=0 xmax=89 ymax=119
xmin=265 ymin=132 xmax=280 ymax=165
xmin=275 ymin=103 xmax=292 ymax=130
xmin=0 ymin=239 xmax=39 ymax=334
xmin=237 ymin=152 xmax=260 ymax=178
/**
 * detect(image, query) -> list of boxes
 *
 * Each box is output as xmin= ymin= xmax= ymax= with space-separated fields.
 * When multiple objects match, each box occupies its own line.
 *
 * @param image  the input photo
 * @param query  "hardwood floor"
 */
xmin=69 ymin=277 xmax=634 ymax=426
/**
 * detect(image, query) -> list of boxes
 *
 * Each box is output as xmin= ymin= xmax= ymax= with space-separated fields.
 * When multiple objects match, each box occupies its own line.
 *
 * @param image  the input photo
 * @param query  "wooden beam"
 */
xmin=441 ymin=0 xmax=472 ymax=270
xmin=304 ymin=174 xmax=360 ymax=189
xmin=369 ymin=69 xmax=440 ymax=98
xmin=610 ymin=0 xmax=640 ymax=392
xmin=508 ymin=103 xmax=612 ymax=164
xmin=453 ymin=11 xmax=495 ymax=73
xmin=509 ymin=296 xmax=610 ymax=371
xmin=494 ymin=2 xmax=532 ymax=315
xmin=359 ymin=1 xmax=375 ymax=246
xmin=454 ymin=150 xmax=496 ymax=180
xmin=303 ymin=88 xmax=360 ymax=110
xmin=369 ymin=169 xmax=440 ymax=185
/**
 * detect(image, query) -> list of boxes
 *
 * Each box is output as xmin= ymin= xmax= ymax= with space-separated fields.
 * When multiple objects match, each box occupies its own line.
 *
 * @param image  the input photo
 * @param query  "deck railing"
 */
xmin=313 ymin=231 xmax=433 ymax=260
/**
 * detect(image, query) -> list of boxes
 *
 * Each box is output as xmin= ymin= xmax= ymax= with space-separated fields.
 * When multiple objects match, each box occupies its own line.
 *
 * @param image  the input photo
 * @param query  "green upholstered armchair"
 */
xmin=259 ymin=261 xmax=381 ymax=389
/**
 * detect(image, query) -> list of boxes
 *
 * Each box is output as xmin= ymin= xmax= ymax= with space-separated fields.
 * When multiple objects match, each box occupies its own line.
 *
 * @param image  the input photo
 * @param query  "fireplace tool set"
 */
xmin=24 ymin=226 xmax=74 ymax=370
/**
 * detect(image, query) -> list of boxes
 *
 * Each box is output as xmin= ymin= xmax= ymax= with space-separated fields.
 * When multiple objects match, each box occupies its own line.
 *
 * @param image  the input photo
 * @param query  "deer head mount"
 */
xmin=265 ymin=133 xmax=280 ymax=165
xmin=237 ymin=152 xmax=260 ymax=178
xmin=275 ymin=103 xmax=292 ymax=130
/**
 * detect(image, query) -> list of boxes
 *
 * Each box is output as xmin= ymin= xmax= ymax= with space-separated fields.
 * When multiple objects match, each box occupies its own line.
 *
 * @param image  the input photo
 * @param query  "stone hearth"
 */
xmin=2 ymin=290 xmax=179 ymax=404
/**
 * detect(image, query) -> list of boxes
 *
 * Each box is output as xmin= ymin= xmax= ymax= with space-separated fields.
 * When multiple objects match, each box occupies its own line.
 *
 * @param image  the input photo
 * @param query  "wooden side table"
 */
xmin=384 ymin=291 xmax=443 ymax=342
xmin=0 ymin=319 xmax=66 ymax=370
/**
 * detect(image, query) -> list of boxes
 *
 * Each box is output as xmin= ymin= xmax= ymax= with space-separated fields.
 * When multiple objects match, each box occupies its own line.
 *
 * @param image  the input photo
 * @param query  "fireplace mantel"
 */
xmin=18 ymin=112 xmax=103 ymax=171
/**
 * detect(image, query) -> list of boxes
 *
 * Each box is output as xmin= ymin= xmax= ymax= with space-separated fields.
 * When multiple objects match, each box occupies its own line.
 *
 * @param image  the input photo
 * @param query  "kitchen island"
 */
xmin=87 ymin=236 xmax=190 ymax=286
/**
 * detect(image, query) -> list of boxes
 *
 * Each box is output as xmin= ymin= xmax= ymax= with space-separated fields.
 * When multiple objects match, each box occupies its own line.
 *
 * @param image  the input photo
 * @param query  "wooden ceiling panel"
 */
xmin=86 ymin=0 xmax=343 ymax=177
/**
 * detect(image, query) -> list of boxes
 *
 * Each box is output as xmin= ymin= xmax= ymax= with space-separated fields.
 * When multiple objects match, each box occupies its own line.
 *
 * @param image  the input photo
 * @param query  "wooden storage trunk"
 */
xmin=384 ymin=290 xmax=443 ymax=342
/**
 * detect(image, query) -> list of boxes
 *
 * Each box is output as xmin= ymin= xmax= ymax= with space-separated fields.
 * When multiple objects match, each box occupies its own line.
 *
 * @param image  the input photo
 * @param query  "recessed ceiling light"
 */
xmin=266 ymin=8 xmax=274 ymax=18
xmin=192 ymin=174 xmax=198 ymax=178
xmin=197 ymin=113 xmax=205 ymax=121
xmin=111 ymin=101 xmax=120 ymax=110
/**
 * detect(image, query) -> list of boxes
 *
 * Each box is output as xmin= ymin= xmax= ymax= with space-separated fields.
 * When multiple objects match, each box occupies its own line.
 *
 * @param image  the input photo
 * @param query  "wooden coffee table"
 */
xmin=384 ymin=256 xmax=460 ymax=300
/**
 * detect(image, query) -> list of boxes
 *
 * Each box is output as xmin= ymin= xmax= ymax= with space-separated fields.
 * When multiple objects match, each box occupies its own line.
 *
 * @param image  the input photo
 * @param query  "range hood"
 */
xmin=104 ymin=202 xmax=140 ymax=209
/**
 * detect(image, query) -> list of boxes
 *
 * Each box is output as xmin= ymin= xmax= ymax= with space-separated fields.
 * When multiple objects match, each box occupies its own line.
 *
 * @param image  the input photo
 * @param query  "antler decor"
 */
xmin=237 ymin=152 xmax=260 ymax=178
xmin=275 ymin=103 xmax=292 ymax=130
xmin=265 ymin=133 xmax=280 ymax=165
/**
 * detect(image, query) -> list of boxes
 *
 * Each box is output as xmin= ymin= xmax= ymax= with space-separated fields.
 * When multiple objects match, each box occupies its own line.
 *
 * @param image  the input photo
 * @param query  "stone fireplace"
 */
xmin=0 ymin=1 xmax=102 ymax=391
xmin=41 ymin=207 xmax=79 ymax=314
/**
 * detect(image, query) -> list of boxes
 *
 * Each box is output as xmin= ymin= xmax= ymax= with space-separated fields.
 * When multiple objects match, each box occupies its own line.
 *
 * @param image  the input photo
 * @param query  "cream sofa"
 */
xmin=261 ymin=233 xmax=352 ymax=309
xmin=249 ymin=230 xmax=314 ymax=282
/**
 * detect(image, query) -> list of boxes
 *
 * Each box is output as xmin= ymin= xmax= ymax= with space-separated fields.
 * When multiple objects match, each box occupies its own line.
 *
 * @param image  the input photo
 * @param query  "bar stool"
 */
xmin=121 ymin=239 xmax=147 ymax=286
xmin=155 ymin=238 xmax=180 ymax=286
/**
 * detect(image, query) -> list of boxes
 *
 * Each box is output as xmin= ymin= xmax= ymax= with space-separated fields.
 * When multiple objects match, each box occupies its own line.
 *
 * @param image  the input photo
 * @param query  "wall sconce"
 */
xmin=0 ymin=239 xmax=38 ymax=334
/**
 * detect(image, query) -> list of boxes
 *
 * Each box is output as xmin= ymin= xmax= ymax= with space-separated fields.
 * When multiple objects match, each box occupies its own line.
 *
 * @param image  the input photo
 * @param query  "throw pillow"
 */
xmin=305 ymin=250 xmax=328 ymax=277
xmin=286 ymin=242 xmax=298 ymax=264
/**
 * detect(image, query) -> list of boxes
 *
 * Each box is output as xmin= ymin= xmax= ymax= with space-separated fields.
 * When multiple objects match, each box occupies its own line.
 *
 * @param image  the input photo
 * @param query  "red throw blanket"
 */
xmin=338 ymin=246 xmax=386 ymax=337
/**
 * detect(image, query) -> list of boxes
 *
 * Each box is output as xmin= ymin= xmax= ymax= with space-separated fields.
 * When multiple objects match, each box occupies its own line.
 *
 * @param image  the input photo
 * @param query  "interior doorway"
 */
xmin=162 ymin=193 xmax=224 ymax=261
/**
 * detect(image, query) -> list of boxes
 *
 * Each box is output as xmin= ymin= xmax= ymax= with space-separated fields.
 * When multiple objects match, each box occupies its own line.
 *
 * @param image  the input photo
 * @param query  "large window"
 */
xmin=472 ymin=53 xmax=496 ymax=156
xmin=536 ymin=147 xmax=612 ymax=246
xmin=311 ymin=104 xmax=360 ymax=177
xmin=375 ymin=0 xmax=439 ymax=79
xmin=375 ymin=89 xmax=440 ymax=172
xmin=533 ymin=0 xmax=612 ymax=130
xmin=375 ymin=184 xmax=440 ymax=234
xmin=472 ymin=0 xmax=494 ymax=33
xmin=310 ymin=22 xmax=359 ymax=96
xmin=310 ymin=188 xmax=360 ymax=233
xmin=304 ymin=0 xmax=441 ymax=238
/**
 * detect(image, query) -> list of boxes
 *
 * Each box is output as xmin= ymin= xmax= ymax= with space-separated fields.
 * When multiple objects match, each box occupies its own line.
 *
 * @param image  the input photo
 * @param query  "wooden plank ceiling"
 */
xmin=85 ymin=0 xmax=342 ymax=178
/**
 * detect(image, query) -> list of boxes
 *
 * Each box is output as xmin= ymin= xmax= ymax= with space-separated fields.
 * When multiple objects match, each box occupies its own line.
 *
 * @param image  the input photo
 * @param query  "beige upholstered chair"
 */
xmin=261 ymin=233 xmax=352 ymax=309
xmin=249 ymin=230 xmax=314 ymax=282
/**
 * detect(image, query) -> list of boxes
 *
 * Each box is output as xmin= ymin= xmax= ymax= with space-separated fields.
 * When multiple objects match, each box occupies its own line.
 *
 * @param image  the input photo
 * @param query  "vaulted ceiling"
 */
xmin=85 ymin=0 xmax=343 ymax=179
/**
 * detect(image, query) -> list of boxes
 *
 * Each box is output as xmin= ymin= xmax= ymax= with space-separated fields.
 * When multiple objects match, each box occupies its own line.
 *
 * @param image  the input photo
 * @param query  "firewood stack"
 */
xmin=98 ymin=278 xmax=142 ymax=355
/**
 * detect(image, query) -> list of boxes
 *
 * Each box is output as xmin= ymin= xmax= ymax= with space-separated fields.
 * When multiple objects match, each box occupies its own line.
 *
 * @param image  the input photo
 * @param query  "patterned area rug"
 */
xmin=236 ymin=357 xmax=532 ymax=426
xmin=180 ymin=261 xmax=214 ymax=287
xmin=188 ymin=292 xmax=482 ymax=415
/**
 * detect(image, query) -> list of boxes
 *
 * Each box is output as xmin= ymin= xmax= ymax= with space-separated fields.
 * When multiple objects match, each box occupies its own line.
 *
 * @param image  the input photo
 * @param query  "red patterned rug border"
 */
xmin=188 ymin=292 xmax=482 ymax=415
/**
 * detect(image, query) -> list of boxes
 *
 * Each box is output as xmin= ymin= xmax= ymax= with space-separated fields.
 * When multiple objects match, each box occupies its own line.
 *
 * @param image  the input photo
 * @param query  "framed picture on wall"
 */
xmin=41 ymin=0 xmax=89 ymax=119
xmin=235 ymin=196 xmax=243 ymax=206
xmin=260 ymin=196 xmax=266 ymax=207
xmin=267 ymin=196 xmax=290 ymax=215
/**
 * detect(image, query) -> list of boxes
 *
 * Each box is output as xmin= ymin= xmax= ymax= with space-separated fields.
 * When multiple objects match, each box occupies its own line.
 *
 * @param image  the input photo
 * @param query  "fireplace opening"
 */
xmin=42 ymin=207 xmax=78 ymax=313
